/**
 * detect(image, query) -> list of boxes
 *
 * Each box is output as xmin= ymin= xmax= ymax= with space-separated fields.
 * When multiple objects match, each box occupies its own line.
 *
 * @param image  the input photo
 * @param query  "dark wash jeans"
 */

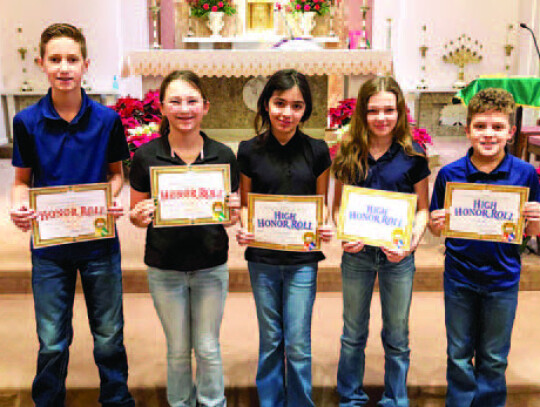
xmin=31 ymin=250 xmax=134 ymax=407
xmin=444 ymin=273 xmax=518 ymax=407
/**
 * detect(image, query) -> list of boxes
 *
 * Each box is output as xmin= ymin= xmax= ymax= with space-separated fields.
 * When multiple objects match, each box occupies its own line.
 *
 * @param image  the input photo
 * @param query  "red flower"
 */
xmin=315 ymin=5 xmax=320 ymax=10
xmin=275 ymin=2 xmax=282 ymax=9
xmin=218 ymin=1 xmax=224 ymax=6
xmin=203 ymin=3 xmax=209 ymax=9
xmin=304 ymin=4 xmax=310 ymax=10
xmin=211 ymin=5 xmax=218 ymax=10
xmin=296 ymin=4 xmax=301 ymax=9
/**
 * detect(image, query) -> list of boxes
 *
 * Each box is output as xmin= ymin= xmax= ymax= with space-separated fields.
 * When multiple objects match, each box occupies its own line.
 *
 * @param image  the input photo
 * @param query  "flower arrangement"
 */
xmin=109 ymin=90 xmax=162 ymax=161
xmin=187 ymin=0 xmax=236 ymax=17
xmin=288 ymin=0 xmax=330 ymax=15
xmin=326 ymin=98 xmax=433 ymax=159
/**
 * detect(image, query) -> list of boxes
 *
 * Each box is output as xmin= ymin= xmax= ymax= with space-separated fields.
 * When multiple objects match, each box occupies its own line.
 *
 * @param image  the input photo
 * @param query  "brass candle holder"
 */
xmin=417 ymin=25 xmax=428 ymax=89
xmin=442 ymin=35 xmax=483 ymax=89
xmin=357 ymin=5 xmax=370 ymax=49
xmin=504 ymin=24 xmax=515 ymax=72
xmin=149 ymin=1 xmax=162 ymax=49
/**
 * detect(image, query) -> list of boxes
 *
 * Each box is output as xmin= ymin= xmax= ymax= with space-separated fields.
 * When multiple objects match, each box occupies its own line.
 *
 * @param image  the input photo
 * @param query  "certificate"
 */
xmin=337 ymin=186 xmax=417 ymax=251
xmin=247 ymin=194 xmax=324 ymax=252
xmin=443 ymin=182 xmax=529 ymax=244
xmin=151 ymin=164 xmax=231 ymax=227
xmin=29 ymin=183 xmax=114 ymax=248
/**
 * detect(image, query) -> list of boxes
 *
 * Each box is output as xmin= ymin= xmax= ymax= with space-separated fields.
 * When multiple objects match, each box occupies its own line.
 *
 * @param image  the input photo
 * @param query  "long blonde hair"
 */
xmin=331 ymin=76 xmax=425 ymax=184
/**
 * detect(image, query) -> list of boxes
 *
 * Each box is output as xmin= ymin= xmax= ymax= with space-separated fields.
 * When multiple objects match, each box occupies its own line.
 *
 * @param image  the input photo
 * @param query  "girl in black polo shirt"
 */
xmin=129 ymin=70 xmax=239 ymax=407
xmin=331 ymin=76 xmax=430 ymax=406
xmin=236 ymin=69 xmax=332 ymax=407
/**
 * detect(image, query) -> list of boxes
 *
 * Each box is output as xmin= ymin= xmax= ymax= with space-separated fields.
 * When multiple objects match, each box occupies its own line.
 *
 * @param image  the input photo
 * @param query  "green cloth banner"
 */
xmin=455 ymin=77 xmax=540 ymax=108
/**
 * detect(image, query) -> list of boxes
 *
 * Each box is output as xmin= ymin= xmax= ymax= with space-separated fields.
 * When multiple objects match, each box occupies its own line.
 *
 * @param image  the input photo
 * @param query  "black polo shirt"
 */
xmin=237 ymin=130 xmax=331 ymax=265
xmin=129 ymin=132 xmax=239 ymax=271
xmin=355 ymin=141 xmax=430 ymax=193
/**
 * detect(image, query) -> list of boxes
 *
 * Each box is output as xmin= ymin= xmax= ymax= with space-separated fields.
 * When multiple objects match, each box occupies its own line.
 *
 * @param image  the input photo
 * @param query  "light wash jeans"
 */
xmin=148 ymin=263 xmax=229 ymax=407
xmin=444 ymin=274 xmax=518 ymax=407
xmin=337 ymin=248 xmax=415 ymax=407
xmin=248 ymin=261 xmax=318 ymax=407
xmin=31 ymin=251 xmax=133 ymax=407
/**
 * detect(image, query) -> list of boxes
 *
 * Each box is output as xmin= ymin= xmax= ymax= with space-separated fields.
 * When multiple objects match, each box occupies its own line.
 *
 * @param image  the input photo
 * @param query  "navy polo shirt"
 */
xmin=430 ymin=149 xmax=540 ymax=290
xmin=237 ymin=130 xmax=331 ymax=265
xmin=12 ymin=88 xmax=129 ymax=260
xmin=129 ymin=132 xmax=240 ymax=272
xmin=354 ymin=141 xmax=430 ymax=193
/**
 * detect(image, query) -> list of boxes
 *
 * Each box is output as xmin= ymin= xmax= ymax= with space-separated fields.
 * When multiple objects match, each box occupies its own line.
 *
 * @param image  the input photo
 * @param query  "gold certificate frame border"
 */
xmin=29 ymin=183 xmax=114 ymax=248
xmin=443 ymin=182 xmax=529 ymax=244
xmin=337 ymin=186 xmax=417 ymax=251
xmin=151 ymin=164 xmax=231 ymax=227
xmin=247 ymin=193 xmax=324 ymax=252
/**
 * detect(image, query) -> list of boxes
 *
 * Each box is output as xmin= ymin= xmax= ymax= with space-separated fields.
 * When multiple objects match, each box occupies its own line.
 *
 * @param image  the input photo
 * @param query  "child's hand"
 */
xmin=130 ymin=199 xmax=155 ymax=227
xmin=10 ymin=205 xmax=36 ymax=232
xmin=429 ymin=209 xmax=448 ymax=235
xmin=381 ymin=246 xmax=408 ymax=263
xmin=523 ymin=202 xmax=540 ymax=223
xmin=107 ymin=198 xmax=124 ymax=220
xmin=342 ymin=240 xmax=365 ymax=253
xmin=227 ymin=193 xmax=241 ymax=209
xmin=236 ymin=228 xmax=255 ymax=246
xmin=318 ymin=224 xmax=334 ymax=243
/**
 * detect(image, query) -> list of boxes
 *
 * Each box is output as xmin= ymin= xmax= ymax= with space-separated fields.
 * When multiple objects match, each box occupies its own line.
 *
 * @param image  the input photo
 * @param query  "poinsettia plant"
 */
xmin=109 ymin=90 xmax=162 ymax=161
xmin=289 ymin=0 xmax=330 ymax=15
xmin=187 ymin=0 xmax=236 ymax=18
xmin=326 ymin=99 xmax=433 ymax=159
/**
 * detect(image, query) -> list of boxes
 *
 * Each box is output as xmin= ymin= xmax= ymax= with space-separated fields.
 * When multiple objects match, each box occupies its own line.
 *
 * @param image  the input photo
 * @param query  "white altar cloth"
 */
xmin=123 ymin=49 xmax=393 ymax=77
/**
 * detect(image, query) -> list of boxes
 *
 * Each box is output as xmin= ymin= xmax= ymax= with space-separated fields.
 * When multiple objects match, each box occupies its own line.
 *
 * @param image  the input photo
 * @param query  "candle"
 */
xmin=362 ymin=0 xmax=367 ymax=7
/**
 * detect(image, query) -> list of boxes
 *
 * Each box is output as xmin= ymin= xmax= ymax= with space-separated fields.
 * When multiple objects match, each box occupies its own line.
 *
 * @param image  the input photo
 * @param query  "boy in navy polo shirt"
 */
xmin=429 ymin=88 xmax=540 ymax=407
xmin=9 ymin=23 xmax=134 ymax=407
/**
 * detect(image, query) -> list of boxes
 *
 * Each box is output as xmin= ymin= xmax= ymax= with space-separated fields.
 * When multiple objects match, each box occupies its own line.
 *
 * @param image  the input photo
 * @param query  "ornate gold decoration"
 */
xmin=442 ymin=34 xmax=483 ymax=89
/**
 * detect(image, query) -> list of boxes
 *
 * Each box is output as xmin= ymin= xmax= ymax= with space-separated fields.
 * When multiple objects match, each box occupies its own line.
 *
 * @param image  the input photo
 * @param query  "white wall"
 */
xmin=0 ymin=15 xmax=6 ymax=144
xmin=0 ymin=0 xmax=147 ymax=96
xmin=517 ymin=0 xmax=540 ymax=76
xmin=373 ymin=0 xmax=530 ymax=90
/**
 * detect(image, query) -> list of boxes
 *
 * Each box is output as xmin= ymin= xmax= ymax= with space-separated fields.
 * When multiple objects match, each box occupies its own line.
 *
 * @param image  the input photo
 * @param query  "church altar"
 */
xmin=123 ymin=49 xmax=393 ymax=77
xmin=122 ymin=49 xmax=392 ymax=140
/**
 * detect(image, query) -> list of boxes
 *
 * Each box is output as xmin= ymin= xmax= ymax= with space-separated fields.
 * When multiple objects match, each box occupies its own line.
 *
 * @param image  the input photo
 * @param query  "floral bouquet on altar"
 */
xmin=187 ymin=0 xmax=236 ymax=18
xmin=109 ymin=90 xmax=162 ymax=162
xmin=288 ymin=0 xmax=330 ymax=15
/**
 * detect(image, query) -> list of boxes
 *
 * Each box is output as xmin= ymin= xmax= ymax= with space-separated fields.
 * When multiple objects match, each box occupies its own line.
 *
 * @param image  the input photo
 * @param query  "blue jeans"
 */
xmin=337 ymin=248 xmax=415 ymax=407
xmin=31 ymin=251 xmax=133 ymax=407
xmin=444 ymin=274 xmax=518 ymax=407
xmin=248 ymin=261 xmax=318 ymax=407
xmin=148 ymin=263 xmax=228 ymax=407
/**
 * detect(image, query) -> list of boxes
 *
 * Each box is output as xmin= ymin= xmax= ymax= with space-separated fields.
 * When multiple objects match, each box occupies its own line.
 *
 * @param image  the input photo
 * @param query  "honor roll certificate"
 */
xmin=248 ymin=194 xmax=323 ymax=252
xmin=443 ymin=182 xmax=529 ymax=244
xmin=29 ymin=183 xmax=114 ymax=248
xmin=337 ymin=186 xmax=417 ymax=251
xmin=151 ymin=164 xmax=231 ymax=227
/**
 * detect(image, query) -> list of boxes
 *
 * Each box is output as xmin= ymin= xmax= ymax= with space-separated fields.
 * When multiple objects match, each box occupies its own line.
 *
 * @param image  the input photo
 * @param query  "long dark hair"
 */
xmin=254 ymin=69 xmax=312 ymax=142
xmin=159 ymin=70 xmax=208 ymax=136
xmin=331 ymin=76 xmax=425 ymax=184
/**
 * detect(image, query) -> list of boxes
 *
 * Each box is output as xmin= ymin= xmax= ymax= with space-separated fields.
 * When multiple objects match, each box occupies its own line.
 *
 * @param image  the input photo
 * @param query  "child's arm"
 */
xmin=10 ymin=167 xmax=35 ymax=232
xmin=317 ymin=168 xmax=333 ymax=242
xmin=107 ymin=161 xmax=125 ymax=220
xmin=524 ymin=201 xmax=540 ymax=237
xmin=428 ymin=209 xmax=447 ymax=237
xmin=236 ymin=174 xmax=255 ymax=245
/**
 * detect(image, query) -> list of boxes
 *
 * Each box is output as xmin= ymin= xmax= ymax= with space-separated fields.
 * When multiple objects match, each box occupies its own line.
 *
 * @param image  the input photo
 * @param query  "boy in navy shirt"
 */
xmin=429 ymin=88 xmax=540 ymax=407
xmin=9 ymin=23 xmax=134 ymax=407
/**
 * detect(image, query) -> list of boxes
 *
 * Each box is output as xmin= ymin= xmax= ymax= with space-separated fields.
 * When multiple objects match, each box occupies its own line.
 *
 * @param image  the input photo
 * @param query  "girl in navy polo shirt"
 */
xmin=331 ymin=76 xmax=430 ymax=407
xmin=129 ymin=70 xmax=239 ymax=407
xmin=236 ymin=69 xmax=332 ymax=407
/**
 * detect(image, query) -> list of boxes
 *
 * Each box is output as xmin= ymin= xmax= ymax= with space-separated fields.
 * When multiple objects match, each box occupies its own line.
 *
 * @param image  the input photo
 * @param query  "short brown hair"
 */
xmin=467 ymin=88 xmax=515 ymax=127
xmin=40 ymin=23 xmax=87 ymax=59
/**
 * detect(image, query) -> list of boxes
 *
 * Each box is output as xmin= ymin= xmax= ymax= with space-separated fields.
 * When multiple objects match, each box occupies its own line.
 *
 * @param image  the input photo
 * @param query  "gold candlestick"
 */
xmin=357 ymin=5 xmax=370 ymax=49
xmin=149 ymin=1 xmax=162 ymax=49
